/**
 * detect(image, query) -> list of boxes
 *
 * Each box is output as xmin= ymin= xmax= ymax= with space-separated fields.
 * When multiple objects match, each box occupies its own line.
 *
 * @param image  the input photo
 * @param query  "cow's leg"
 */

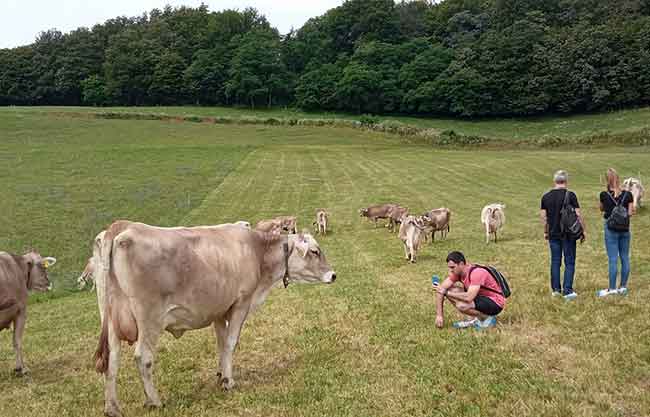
xmin=220 ymin=303 xmax=251 ymax=391
xmin=12 ymin=308 xmax=28 ymax=376
xmin=134 ymin=328 xmax=163 ymax=408
xmin=104 ymin=320 xmax=123 ymax=417
xmin=403 ymin=242 xmax=410 ymax=260
xmin=213 ymin=317 xmax=227 ymax=380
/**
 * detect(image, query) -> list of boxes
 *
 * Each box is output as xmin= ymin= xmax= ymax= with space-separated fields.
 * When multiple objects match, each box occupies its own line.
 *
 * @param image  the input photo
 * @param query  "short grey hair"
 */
xmin=553 ymin=170 xmax=568 ymax=183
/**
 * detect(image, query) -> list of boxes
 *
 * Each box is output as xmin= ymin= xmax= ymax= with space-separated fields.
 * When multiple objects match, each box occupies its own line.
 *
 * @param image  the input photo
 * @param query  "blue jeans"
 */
xmin=604 ymin=222 xmax=631 ymax=289
xmin=549 ymin=239 xmax=577 ymax=295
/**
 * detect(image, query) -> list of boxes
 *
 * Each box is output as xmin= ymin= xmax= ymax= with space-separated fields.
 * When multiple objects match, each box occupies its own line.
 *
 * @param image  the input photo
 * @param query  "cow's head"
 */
xmin=288 ymin=233 xmax=336 ymax=284
xmin=358 ymin=208 xmax=368 ymax=217
xmin=78 ymin=257 xmax=95 ymax=290
xmin=24 ymin=251 xmax=56 ymax=291
xmin=282 ymin=217 xmax=297 ymax=234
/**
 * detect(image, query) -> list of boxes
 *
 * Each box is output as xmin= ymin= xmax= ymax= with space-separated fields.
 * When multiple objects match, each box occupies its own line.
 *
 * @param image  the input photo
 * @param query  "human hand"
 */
xmin=435 ymin=315 xmax=444 ymax=328
xmin=544 ymin=232 xmax=549 ymax=240
xmin=580 ymin=233 xmax=586 ymax=244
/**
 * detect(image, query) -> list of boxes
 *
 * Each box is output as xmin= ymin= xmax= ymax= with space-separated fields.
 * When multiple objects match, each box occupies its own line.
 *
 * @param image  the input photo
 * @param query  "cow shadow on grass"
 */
xmin=182 ymin=354 xmax=299 ymax=403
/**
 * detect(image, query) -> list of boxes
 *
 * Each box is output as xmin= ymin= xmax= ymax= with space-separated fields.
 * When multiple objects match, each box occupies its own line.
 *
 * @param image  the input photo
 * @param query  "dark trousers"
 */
xmin=549 ymin=239 xmax=577 ymax=295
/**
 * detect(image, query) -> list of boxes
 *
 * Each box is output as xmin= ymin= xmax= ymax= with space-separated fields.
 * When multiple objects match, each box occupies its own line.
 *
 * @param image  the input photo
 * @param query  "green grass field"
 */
xmin=9 ymin=104 xmax=650 ymax=140
xmin=0 ymin=108 xmax=649 ymax=417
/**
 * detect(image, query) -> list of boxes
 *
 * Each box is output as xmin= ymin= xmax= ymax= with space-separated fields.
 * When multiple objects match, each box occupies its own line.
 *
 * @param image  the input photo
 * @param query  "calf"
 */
xmin=387 ymin=205 xmax=409 ymax=232
xmin=0 ymin=250 xmax=56 ymax=375
xmin=623 ymin=177 xmax=644 ymax=210
xmin=422 ymin=207 xmax=451 ymax=242
xmin=481 ymin=203 xmax=506 ymax=243
xmin=358 ymin=204 xmax=397 ymax=227
xmin=313 ymin=209 xmax=329 ymax=235
xmin=398 ymin=215 xmax=427 ymax=263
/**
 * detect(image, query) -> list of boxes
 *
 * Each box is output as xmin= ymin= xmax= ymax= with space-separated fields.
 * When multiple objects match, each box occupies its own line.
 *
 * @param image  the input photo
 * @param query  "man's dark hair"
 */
xmin=446 ymin=251 xmax=466 ymax=264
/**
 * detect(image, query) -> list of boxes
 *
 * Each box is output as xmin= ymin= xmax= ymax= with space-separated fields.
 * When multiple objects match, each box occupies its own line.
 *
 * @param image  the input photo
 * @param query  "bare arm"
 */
xmin=575 ymin=208 xmax=586 ymax=242
xmin=445 ymin=285 xmax=480 ymax=303
xmin=539 ymin=209 xmax=548 ymax=239
xmin=628 ymin=201 xmax=635 ymax=216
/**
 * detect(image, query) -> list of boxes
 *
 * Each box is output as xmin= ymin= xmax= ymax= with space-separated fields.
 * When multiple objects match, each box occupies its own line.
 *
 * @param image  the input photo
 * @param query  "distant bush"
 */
xmin=359 ymin=114 xmax=380 ymax=126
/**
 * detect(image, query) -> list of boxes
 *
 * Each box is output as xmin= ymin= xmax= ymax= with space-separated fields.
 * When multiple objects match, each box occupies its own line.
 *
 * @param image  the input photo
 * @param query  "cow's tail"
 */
xmin=93 ymin=221 xmax=131 ymax=374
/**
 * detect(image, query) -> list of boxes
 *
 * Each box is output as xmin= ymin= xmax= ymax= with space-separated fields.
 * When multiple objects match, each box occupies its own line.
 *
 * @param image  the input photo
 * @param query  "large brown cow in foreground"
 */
xmin=94 ymin=221 xmax=336 ymax=417
xmin=0 ymin=250 xmax=56 ymax=375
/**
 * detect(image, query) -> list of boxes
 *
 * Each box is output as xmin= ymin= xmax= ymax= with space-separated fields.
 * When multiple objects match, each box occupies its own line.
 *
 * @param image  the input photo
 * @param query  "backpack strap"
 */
xmin=562 ymin=189 xmax=571 ymax=208
xmin=467 ymin=265 xmax=503 ymax=296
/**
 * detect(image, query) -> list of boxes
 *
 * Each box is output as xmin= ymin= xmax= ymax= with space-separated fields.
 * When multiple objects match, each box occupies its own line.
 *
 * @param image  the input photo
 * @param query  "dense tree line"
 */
xmin=2 ymin=0 xmax=650 ymax=116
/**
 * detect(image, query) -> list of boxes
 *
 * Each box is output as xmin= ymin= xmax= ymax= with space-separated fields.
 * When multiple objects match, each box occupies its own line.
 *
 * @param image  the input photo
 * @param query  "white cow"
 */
xmin=481 ymin=203 xmax=506 ymax=243
xmin=623 ymin=177 xmax=644 ymax=210
xmin=398 ymin=215 xmax=426 ymax=263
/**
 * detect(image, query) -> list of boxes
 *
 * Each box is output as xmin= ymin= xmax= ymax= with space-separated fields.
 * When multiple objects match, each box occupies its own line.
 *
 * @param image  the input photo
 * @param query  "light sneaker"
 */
xmin=452 ymin=318 xmax=479 ymax=329
xmin=617 ymin=287 xmax=628 ymax=296
xmin=563 ymin=292 xmax=578 ymax=301
xmin=474 ymin=316 xmax=497 ymax=330
xmin=551 ymin=291 xmax=562 ymax=297
xmin=596 ymin=289 xmax=616 ymax=297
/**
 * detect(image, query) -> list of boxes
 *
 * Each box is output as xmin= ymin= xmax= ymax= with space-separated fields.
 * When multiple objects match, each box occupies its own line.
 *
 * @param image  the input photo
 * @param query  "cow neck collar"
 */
xmin=282 ymin=238 xmax=292 ymax=288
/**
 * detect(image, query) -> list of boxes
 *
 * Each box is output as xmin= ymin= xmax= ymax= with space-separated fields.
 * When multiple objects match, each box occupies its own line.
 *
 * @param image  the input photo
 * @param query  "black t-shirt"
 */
xmin=541 ymin=189 xmax=580 ymax=240
xmin=599 ymin=190 xmax=633 ymax=219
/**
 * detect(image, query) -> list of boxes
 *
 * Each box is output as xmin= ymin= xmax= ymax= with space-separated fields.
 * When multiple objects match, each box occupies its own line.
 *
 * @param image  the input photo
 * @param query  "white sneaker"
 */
xmin=551 ymin=291 xmax=562 ymax=297
xmin=452 ymin=318 xmax=479 ymax=329
xmin=596 ymin=289 xmax=616 ymax=297
xmin=563 ymin=292 xmax=578 ymax=300
xmin=617 ymin=287 xmax=628 ymax=296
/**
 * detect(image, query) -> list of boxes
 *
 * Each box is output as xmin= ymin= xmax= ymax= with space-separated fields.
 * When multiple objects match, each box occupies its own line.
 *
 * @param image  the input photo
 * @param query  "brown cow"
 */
xmin=0 ymin=250 xmax=56 ymax=375
xmin=255 ymin=216 xmax=297 ymax=234
xmin=358 ymin=204 xmax=397 ymax=227
xmin=94 ymin=221 xmax=336 ymax=417
xmin=422 ymin=208 xmax=451 ymax=243
xmin=387 ymin=205 xmax=409 ymax=232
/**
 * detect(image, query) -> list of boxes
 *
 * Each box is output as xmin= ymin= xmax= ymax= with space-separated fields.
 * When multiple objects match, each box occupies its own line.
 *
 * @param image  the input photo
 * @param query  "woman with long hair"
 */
xmin=597 ymin=168 xmax=635 ymax=297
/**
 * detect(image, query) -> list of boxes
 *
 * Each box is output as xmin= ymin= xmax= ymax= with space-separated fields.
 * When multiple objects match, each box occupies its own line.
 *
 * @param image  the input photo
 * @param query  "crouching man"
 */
xmin=433 ymin=251 xmax=506 ymax=330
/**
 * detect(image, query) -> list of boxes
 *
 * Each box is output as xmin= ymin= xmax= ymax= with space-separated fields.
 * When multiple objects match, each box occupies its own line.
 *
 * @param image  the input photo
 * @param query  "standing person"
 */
xmin=597 ymin=168 xmax=635 ymax=297
xmin=540 ymin=170 xmax=586 ymax=300
xmin=432 ymin=251 xmax=506 ymax=330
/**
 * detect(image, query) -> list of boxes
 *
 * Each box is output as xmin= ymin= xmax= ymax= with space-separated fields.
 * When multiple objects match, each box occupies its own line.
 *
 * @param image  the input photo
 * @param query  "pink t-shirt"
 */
xmin=449 ymin=264 xmax=505 ymax=308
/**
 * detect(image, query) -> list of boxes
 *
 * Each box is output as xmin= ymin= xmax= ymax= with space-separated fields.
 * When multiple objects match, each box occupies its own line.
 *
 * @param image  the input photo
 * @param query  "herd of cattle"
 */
xmin=0 ymin=177 xmax=644 ymax=417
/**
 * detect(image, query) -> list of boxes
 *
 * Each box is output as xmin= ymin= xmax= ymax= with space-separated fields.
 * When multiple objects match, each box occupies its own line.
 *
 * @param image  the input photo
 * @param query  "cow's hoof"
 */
xmin=221 ymin=377 xmax=236 ymax=391
xmin=104 ymin=404 xmax=123 ymax=417
xmin=144 ymin=399 xmax=162 ymax=409
xmin=13 ymin=367 xmax=29 ymax=377
xmin=216 ymin=371 xmax=222 ymax=380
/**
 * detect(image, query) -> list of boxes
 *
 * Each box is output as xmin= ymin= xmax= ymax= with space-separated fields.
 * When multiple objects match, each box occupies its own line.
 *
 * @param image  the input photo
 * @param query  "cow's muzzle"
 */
xmin=324 ymin=271 xmax=337 ymax=283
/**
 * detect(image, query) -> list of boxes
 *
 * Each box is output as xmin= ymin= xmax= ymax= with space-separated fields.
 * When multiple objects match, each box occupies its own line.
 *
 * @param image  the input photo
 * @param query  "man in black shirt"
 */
xmin=540 ymin=170 xmax=586 ymax=300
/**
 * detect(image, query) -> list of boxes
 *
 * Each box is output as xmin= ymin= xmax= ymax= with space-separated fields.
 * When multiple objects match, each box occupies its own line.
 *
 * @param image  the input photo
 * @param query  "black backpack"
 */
xmin=606 ymin=191 xmax=630 ymax=231
xmin=560 ymin=190 xmax=584 ymax=240
xmin=468 ymin=265 xmax=511 ymax=298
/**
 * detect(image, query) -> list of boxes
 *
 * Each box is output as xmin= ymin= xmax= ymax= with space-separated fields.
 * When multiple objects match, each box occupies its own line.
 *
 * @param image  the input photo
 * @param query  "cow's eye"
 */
xmin=310 ymin=249 xmax=320 ymax=256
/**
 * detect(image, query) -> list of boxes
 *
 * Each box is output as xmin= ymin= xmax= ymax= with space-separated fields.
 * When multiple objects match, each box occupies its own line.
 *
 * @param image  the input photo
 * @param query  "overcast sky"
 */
xmin=1 ymin=0 xmax=344 ymax=49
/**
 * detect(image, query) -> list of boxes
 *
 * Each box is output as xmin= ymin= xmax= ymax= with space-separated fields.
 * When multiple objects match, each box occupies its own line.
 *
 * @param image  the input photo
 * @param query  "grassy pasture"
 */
xmin=11 ymin=104 xmax=650 ymax=140
xmin=0 ymin=108 xmax=649 ymax=417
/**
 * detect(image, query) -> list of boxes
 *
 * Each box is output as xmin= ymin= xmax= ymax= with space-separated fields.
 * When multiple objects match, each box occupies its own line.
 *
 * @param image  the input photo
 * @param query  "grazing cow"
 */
xmin=94 ymin=221 xmax=336 ymax=417
xmin=422 ymin=208 xmax=451 ymax=243
xmin=0 ymin=250 xmax=56 ymax=375
xmin=623 ymin=177 xmax=644 ymax=210
xmin=387 ymin=205 xmax=409 ymax=232
xmin=481 ymin=203 xmax=506 ymax=243
xmin=358 ymin=204 xmax=397 ymax=227
xmin=255 ymin=216 xmax=296 ymax=234
xmin=398 ymin=215 xmax=427 ymax=263
xmin=313 ymin=209 xmax=329 ymax=235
